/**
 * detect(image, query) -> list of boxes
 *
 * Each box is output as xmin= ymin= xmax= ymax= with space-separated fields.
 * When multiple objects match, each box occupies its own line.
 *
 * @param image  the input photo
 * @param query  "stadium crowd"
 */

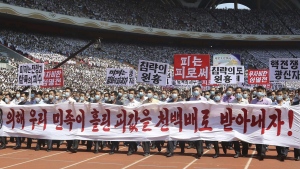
xmin=0 ymin=85 xmax=299 ymax=161
xmin=1 ymin=0 xmax=300 ymax=35
xmin=0 ymin=29 xmax=300 ymax=91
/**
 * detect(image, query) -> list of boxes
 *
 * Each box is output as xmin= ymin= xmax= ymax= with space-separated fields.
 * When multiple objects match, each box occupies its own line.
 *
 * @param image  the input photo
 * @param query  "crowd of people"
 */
xmin=0 ymin=85 xmax=299 ymax=161
xmin=0 ymin=29 xmax=300 ymax=91
xmin=1 ymin=0 xmax=300 ymax=34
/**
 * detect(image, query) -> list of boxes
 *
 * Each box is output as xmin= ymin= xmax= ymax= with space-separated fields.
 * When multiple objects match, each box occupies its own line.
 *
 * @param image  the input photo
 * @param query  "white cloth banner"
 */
xmin=18 ymin=63 xmax=44 ymax=86
xmin=210 ymin=66 xmax=244 ymax=84
xmin=137 ymin=60 xmax=169 ymax=86
xmin=106 ymin=68 xmax=135 ymax=86
xmin=269 ymin=58 xmax=300 ymax=81
xmin=0 ymin=102 xmax=300 ymax=148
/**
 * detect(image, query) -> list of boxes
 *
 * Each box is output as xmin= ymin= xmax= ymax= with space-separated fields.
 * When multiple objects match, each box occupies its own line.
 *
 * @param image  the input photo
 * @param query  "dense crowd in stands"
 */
xmin=0 ymin=29 xmax=299 ymax=91
xmin=1 ymin=0 xmax=300 ymax=35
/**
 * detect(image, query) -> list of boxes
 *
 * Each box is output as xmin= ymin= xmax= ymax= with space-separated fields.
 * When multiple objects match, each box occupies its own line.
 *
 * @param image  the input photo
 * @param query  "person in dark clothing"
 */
xmin=107 ymin=91 xmax=123 ymax=155
xmin=14 ymin=92 xmax=31 ymax=149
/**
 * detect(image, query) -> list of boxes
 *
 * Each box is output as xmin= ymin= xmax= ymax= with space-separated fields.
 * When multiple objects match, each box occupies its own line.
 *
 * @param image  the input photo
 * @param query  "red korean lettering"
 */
xmin=29 ymin=109 xmax=37 ymax=130
xmin=127 ymin=110 xmax=140 ymax=133
xmin=63 ymin=109 xmax=75 ymax=131
xmin=141 ymin=109 xmax=152 ymax=132
xmin=266 ymin=109 xmax=284 ymax=136
xmin=53 ymin=109 xmax=63 ymax=130
xmin=199 ymin=109 xmax=212 ymax=131
xmin=235 ymin=108 xmax=251 ymax=133
xmin=101 ymin=109 xmax=111 ymax=132
xmin=77 ymin=109 xmax=85 ymax=132
xmin=220 ymin=108 xmax=235 ymax=131
xmin=37 ymin=109 xmax=47 ymax=131
xmin=115 ymin=109 xmax=127 ymax=133
xmin=89 ymin=108 xmax=100 ymax=132
xmin=184 ymin=107 xmax=198 ymax=133
xmin=15 ymin=109 xmax=25 ymax=130
xmin=155 ymin=108 xmax=169 ymax=132
xmin=170 ymin=107 xmax=183 ymax=132
xmin=251 ymin=108 xmax=266 ymax=135
xmin=6 ymin=108 xmax=15 ymax=129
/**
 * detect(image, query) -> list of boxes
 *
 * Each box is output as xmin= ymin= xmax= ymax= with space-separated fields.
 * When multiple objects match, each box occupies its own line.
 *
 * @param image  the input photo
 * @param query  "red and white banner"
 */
xmin=0 ymin=102 xmax=300 ymax=148
xmin=41 ymin=69 xmax=64 ymax=88
xmin=173 ymin=54 xmax=210 ymax=80
xmin=248 ymin=69 xmax=269 ymax=84
xmin=201 ymin=80 xmax=219 ymax=86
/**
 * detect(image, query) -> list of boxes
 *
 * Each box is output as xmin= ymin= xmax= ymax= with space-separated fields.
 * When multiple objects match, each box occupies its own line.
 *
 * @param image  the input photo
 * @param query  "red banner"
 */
xmin=247 ymin=69 xmax=269 ymax=84
xmin=41 ymin=69 xmax=64 ymax=88
xmin=262 ymin=84 xmax=272 ymax=89
xmin=173 ymin=54 xmax=210 ymax=80
xmin=201 ymin=80 xmax=219 ymax=86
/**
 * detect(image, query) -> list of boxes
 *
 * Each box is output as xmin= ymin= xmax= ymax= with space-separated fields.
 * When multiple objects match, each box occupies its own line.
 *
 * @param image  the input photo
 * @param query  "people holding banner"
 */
xmin=166 ymin=88 xmax=183 ymax=157
xmin=13 ymin=92 xmax=28 ymax=150
xmin=272 ymin=90 xmax=289 ymax=161
xmin=189 ymin=85 xmax=207 ymax=159
xmin=123 ymin=88 xmax=141 ymax=156
xmin=231 ymin=87 xmax=249 ymax=158
xmin=142 ymin=88 xmax=160 ymax=156
xmin=108 ymin=91 xmax=123 ymax=155
xmin=211 ymin=91 xmax=223 ymax=158
xmin=250 ymin=86 xmax=271 ymax=160
xmin=35 ymin=92 xmax=47 ymax=151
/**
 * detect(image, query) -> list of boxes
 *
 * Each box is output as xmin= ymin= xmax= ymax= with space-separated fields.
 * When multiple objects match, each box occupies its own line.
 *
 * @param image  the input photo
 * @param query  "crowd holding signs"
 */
xmin=0 ymin=55 xmax=298 ymax=158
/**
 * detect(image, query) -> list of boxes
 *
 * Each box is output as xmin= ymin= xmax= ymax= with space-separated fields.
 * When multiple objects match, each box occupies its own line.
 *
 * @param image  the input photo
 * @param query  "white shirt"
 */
xmin=231 ymin=98 xmax=249 ymax=104
xmin=124 ymin=99 xmax=141 ymax=107
xmin=13 ymin=98 xmax=21 ymax=105
xmin=62 ymin=97 xmax=76 ymax=103
xmin=0 ymin=100 xmax=6 ymax=104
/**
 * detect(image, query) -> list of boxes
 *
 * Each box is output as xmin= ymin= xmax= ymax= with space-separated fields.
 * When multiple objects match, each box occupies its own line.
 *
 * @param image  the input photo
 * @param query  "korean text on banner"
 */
xmin=41 ymin=69 xmax=64 ymax=88
xmin=173 ymin=54 xmax=210 ymax=80
xmin=269 ymin=58 xmax=300 ymax=81
xmin=137 ymin=60 xmax=169 ymax=86
xmin=210 ymin=66 xmax=244 ymax=84
xmin=106 ymin=68 xmax=136 ymax=86
xmin=248 ymin=69 xmax=269 ymax=84
xmin=18 ymin=63 xmax=44 ymax=86
xmin=1 ymin=102 xmax=300 ymax=148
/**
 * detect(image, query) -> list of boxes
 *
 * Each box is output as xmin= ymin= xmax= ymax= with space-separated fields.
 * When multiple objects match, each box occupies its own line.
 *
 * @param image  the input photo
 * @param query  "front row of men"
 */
xmin=0 ymin=86 xmax=299 ymax=161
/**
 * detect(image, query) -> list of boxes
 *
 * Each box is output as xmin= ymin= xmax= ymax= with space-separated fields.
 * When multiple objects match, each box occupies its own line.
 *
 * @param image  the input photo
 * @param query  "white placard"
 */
xmin=210 ymin=66 xmax=244 ymax=84
xmin=269 ymin=58 xmax=300 ymax=81
xmin=137 ymin=60 xmax=169 ymax=86
xmin=18 ymin=63 xmax=44 ymax=86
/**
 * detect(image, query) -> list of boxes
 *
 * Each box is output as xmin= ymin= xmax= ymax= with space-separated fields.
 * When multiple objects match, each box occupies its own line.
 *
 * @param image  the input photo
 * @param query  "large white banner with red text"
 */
xmin=0 ymin=102 xmax=300 ymax=148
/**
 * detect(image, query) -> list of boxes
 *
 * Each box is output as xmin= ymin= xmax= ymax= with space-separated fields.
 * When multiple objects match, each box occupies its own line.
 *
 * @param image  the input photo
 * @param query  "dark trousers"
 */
xmin=212 ymin=141 xmax=219 ymax=155
xmin=0 ymin=137 xmax=6 ymax=148
xmin=276 ymin=146 xmax=289 ymax=156
xmin=16 ymin=137 xmax=30 ymax=147
xmin=36 ymin=139 xmax=45 ymax=150
xmin=143 ymin=141 xmax=151 ymax=153
xmin=47 ymin=140 xmax=61 ymax=150
xmin=256 ymin=144 xmax=267 ymax=156
xmin=110 ymin=141 xmax=119 ymax=152
xmin=167 ymin=141 xmax=175 ymax=154
xmin=128 ymin=142 xmax=137 ymax=153
xmin=178 ymin=141 xmax=185 ymax=152
xmin=294 ymin=148 xmax=300 ymax=158
xmin=66 ymin=140 xmax=79 ymax=151
xmin=233 ymin=141 xmax=249 ymax=155
xmin=194 ymin=140 xmax=203 ymax=156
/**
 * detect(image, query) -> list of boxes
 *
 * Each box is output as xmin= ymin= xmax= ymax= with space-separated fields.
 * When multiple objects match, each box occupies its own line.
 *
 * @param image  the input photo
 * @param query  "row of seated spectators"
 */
xmin=1 ymin=0 xmax=300 ymax=35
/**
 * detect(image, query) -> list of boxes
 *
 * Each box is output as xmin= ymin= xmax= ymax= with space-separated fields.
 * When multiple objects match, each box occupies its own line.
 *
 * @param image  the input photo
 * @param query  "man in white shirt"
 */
xmin=62 ymin=87 xmax=76 ymax=103
xmin=13 ymin=90 xmax=21 ymax=105
xmin=124 ymin=88 xmax=141 ymax=156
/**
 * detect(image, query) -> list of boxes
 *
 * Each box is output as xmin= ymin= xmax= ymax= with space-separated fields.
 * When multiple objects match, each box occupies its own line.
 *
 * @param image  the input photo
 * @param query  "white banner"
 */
xmin=1 ymin=102 xmax=300 ymax=148
xmin=166 ymin=71 xmax=201 ymax=86
xmin=269 ymin=58 xmax=300 ymax=81
xmin=210 ymin=66 xmax=244 ymax=84
xmin=137 ymin=60 xmax=169 ymax=86
xmin=18 ymin=63 xmax=44 ymax=86
xmin=106 ymin=68 xmax=136 ymax=86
